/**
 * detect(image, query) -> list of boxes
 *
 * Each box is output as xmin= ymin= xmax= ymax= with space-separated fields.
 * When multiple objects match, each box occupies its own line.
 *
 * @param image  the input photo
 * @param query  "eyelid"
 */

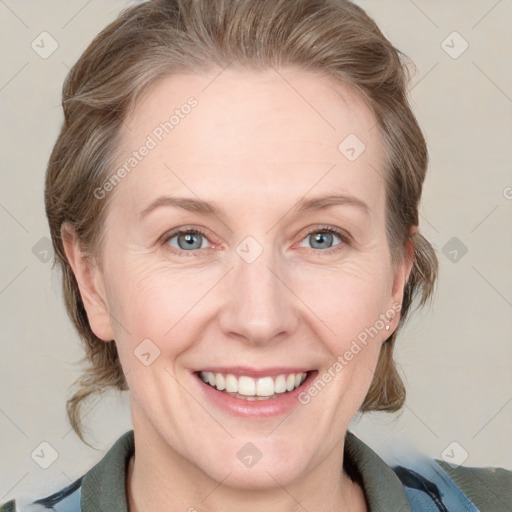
xmin=160 ymin=226 xmax=217 ymax=255
xmin=296 ymin=225 xmax=351 ymax=254
xmin=160 ymin=225 xmax=351 ymax=256
xmin=301 ymin=225 xmax=351 ymax=242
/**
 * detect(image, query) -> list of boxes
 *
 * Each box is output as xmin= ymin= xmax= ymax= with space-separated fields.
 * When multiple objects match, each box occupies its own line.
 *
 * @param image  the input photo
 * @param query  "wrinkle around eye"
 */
xmin=137 ymin=208 xmax=374 ymax=256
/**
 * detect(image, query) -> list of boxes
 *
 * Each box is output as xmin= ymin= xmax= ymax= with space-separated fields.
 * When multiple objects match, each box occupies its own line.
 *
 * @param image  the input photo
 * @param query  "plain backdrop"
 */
xmin=1 ymin=0 xmax=511 ymax=504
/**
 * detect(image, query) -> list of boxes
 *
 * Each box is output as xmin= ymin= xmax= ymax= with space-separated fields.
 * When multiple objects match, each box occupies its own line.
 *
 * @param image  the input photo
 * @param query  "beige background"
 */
xmin=1 ymin=0 xmax=511 ymax=504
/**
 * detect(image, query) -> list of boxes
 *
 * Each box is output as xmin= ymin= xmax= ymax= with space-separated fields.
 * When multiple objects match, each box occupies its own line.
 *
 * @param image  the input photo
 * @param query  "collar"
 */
xmin=344 ymin=431 xmax=411 ymax=511
xmin=80 ymin=429 xmax=411 ymax=512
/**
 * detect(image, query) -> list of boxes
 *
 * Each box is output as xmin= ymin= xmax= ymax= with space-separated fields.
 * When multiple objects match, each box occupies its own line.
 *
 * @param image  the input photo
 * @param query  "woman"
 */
xmin=2 ymin=0 xmax=511 ymax=511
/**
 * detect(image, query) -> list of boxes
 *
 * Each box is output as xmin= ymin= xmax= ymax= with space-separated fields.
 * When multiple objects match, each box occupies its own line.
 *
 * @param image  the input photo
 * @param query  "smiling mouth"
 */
xmin=196 ymin=370 xmax=313 ymax=401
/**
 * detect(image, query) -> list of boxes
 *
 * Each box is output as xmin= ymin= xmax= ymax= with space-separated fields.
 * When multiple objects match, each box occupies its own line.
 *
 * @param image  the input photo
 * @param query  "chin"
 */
xmin=194 ymin=443 xmax=309 ymax=491
xmin=212 ymin=462 xmax=304 ymax=491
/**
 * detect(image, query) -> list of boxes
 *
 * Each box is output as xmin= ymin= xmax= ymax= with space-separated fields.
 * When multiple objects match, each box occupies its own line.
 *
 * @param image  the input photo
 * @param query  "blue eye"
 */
xmin=163 ymin=229 xmax=210 ymax=255
xmin=300 ymin=226 xmax=348 ymax=254
xmin=161 ymin=226 xmax=350 ymax=257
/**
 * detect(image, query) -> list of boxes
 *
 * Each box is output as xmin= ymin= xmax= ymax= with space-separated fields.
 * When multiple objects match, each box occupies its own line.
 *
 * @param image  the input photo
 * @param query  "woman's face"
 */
xmin=73 ymin=68 xmax=413 ymax=488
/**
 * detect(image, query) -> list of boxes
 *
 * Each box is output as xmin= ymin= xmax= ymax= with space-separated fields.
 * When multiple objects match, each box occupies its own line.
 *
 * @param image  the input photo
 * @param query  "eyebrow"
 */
xmin=138 ymin=193 xmax=370 ymax=220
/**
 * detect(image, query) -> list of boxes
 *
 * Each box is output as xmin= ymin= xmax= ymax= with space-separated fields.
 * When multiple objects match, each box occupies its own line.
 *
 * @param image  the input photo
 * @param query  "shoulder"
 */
xmin=436 ymin=459 xmax=512 ymax=511
xmin=0 ymin=476 xmax=82 ymax=512
xmin=0 ymin=430 xmax=134 ymax=512
xmin=0 ymin=500 xmax=15 ymax=512
xmin=386 ymin=442 xmax=512 ymax=512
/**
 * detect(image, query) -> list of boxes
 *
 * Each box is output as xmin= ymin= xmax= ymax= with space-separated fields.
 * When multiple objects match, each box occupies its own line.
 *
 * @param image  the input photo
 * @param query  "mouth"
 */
xmin=195 ymin=369 xmax=315 ymax=401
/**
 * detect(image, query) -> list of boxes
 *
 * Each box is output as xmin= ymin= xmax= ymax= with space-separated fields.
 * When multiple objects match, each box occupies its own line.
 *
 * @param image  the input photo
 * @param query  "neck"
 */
xmin=125 ymin=430 xmax=367 ymax=512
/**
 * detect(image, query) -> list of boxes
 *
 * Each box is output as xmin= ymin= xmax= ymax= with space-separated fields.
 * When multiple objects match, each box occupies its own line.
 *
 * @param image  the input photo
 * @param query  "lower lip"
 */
xmin=194 ymin=371 xmax=318 ymax=417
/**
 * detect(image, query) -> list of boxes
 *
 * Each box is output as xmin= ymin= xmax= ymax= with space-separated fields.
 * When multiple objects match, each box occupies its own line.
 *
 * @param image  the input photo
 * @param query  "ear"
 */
xmin=61 ymin=223 xmax=115 ymax=342
xmin=388 ymin=225 xmax=417 ymax=323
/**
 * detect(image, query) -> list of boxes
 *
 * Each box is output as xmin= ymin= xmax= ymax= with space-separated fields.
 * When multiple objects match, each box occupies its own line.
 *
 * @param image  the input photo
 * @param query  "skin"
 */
xmin=63 ymin=67 xmax=415 ymax=512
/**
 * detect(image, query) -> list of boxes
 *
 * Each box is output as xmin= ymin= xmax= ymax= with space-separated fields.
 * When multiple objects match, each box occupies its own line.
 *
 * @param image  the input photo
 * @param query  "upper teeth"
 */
xmin=199 ymin=371 xmax=308 ymax=396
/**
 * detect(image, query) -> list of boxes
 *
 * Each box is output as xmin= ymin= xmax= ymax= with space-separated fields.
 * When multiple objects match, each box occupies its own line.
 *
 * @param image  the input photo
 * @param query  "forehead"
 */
xmin=112 ymin=67 xmax=385 ymax=219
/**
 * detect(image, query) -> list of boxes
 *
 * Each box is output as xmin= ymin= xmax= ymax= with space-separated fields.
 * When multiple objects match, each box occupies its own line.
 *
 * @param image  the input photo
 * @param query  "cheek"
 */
xmin=103 ymin=264 xmax=199 ymax=404
xmin=104 ymin=257 xmax=215 ymax=352
xmin=104 ymin=246 xmax=392 ymax=361
xmin=292 ymin=257 xmax=391 ymax=342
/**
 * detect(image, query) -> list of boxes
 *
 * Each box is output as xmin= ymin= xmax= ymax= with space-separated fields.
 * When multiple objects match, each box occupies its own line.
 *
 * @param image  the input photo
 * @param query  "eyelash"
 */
xmin=160 ymin=225 xmax=351 ymax=257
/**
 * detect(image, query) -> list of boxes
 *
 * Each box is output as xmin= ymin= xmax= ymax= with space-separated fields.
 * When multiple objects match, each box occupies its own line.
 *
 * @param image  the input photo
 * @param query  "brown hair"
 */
xmin=45 ymin=0 xmax=438 ymax=446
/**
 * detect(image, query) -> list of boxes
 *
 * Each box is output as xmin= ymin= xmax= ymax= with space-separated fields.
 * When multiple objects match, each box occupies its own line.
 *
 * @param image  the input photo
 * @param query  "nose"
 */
xmin=217 ymin=240 xmax=299 ymax=347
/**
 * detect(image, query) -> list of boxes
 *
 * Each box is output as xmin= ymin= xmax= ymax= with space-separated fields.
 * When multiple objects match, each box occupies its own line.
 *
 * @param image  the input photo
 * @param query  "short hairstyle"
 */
xmin=45 ymin=0 xmax=438 ymax=445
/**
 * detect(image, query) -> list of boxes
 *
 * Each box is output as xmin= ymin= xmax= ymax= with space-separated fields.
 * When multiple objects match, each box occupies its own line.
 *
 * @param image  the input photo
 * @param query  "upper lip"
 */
xmin=194 ymin=366 xmax=314 ymax=378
